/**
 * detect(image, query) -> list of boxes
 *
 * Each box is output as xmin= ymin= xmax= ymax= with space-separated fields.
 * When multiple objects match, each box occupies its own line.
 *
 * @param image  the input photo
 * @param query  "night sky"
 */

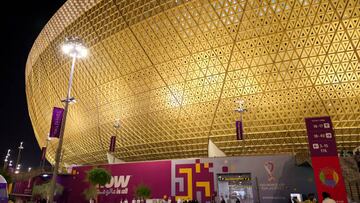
xmin=0 ymin=1 xmax=66 ymax=170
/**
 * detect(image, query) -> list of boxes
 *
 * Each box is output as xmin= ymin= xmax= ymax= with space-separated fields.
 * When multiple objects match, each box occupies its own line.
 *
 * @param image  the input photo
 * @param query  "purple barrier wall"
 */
xmin=0 ymin=183 xmax=8 ymax=203
xmin=12 ymin=179 xmax=33 ymax=196
xmin=11 ymin=174 xmax=72 ymax=202
xmin=67 ymin=160 xmax=172 ymax=202
xmin=13 ymin=155 xmax=315 ymax=203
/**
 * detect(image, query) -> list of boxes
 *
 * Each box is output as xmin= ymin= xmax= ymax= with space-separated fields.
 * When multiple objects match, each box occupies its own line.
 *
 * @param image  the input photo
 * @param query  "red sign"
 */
xmin=311 ymin=156 xmax=348 ymax=203
xmin=305 ymin=116 xmax=348 ymax=203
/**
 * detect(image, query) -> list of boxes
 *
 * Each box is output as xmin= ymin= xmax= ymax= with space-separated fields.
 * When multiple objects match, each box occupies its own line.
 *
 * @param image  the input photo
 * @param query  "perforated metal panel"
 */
xmin=26 ymin=0 xmax=360 ymax=166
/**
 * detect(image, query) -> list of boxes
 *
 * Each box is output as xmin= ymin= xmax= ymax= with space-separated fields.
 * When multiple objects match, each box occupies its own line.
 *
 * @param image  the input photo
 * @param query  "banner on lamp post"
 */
xmin=40 ymin=147 xmax=47 ymax=161
xmin=305 ymin=116 xmax=347 ymax=203
xmin=236 ymin=120 xmax=243 ymax=140
xmin=49 ymin=107 xmax=64 ymax=138
xmin=109 ymin=136 xmax=116 ymax=152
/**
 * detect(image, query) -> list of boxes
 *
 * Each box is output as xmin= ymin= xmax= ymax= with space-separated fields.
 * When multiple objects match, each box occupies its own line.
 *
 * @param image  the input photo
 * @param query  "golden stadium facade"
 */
xmin=26 ymin=0 xmax=360 ymax=165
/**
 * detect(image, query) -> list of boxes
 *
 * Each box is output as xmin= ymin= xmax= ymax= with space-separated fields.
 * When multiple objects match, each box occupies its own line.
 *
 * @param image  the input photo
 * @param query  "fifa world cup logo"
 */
xmin=264 ymin=161 xmax=275 ymax=182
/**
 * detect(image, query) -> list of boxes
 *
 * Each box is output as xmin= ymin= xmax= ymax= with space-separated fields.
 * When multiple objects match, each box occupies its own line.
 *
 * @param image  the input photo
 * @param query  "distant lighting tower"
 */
xmin=3 ymin=158 xmax=8 ymax=170
xmin=15 ymin=142 xmax=24 ymax=171
xmin=3 ymin=149 xmax=10 ymax=170
xmin=28 ymin=167 xmax=32 ymax=172
xmin=48 ymin=37 xmax=88 ymax=203
xmin=15 ymin=164 xmax=21 ymax=174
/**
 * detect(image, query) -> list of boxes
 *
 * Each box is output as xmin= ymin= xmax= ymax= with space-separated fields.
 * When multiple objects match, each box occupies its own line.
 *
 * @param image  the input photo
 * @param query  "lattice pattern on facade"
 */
xmin=26 ymin=0 xmax=360 ymax=165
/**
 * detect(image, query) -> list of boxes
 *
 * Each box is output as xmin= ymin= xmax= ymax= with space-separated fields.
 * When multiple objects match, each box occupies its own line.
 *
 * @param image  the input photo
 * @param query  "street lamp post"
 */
xmin=235 ymin=100 xmax=247 ymax=141
xmin=235 ymin=100 xmax=247 ymax=122
xmin=15 ymin=142 xmax=24 ymax=171
xmin=114 ymin=119 xmax=120 ymax=137
xmin=113 ymin=119 xmax=120 ymax=163
xmin=15 ymin=164 xmax=21 ymax=174
xmin=48 ymin=37 xmax=88 ymax=203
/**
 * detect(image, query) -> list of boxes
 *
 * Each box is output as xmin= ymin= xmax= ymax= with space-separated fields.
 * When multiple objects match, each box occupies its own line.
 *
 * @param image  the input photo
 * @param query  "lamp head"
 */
xmin=114 ymin=119 xmax=120 ymax=129
xmin=19 ymin=142 xmax=24 ymax=149
xmin=61 ymin=37 xmax=88 ymax=58
xmin=235 ymin=99 xmax=247 ymax=113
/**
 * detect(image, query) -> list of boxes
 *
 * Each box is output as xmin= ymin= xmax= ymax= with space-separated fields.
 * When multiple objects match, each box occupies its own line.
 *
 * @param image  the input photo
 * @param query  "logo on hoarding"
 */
xmin=174 ymin=159 xmax=214 ymax=202
xmin=99 ymin=175 xmax=131 ymax=196
xmin=264 ymin=161 xmax=276 ymax=182
xmin=319 ymin=167 xmax=339 ymax=188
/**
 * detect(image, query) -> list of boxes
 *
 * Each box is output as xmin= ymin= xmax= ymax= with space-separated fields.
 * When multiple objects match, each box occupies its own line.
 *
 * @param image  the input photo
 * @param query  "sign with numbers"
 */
xmin=305 ymin=117 xmax=337 ymax=157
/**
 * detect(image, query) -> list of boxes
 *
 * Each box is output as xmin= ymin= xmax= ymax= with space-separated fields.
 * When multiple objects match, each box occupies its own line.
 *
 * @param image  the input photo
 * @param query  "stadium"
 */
xmin=26 ymin=0 xmax=360 ymax=167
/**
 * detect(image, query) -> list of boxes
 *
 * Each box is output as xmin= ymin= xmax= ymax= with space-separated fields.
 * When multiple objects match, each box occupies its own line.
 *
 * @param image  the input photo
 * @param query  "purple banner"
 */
xmin=305 ymin=116 xmax=337 ymax=157
xmin=109 ymin=136 xmax=116 ymax=152
xmin=236 ymin=120 xmax=243 ymax=140
xmin=49 ymin=107 xmax=64 ymax=138
xmin=41 ymin=147 xmax=47 ymax=161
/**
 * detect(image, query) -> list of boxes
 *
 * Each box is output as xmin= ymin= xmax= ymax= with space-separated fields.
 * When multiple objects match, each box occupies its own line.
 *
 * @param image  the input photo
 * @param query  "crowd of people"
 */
xmin=181 ymin=200 xmax=199 ymax=203
xmin=339 ymin=149 xmax=360 ymax=171
xmin=219 ymin=196 xmax=241 ymax=203
xmin=291 ymin=192 xmax=344 ymax=203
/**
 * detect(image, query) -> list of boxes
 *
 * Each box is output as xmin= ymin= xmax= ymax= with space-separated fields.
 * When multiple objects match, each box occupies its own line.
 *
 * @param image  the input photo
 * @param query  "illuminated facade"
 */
xmin=26 ymin=0 xmax=360 ymax=165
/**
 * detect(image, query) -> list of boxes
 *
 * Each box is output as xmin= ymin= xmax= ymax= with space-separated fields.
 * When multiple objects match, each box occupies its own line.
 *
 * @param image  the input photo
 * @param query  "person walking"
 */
xmin=322 ymin=192 xmax=336 ymax=203
xmin=303 ymin=193 xmax=316 ymax=203
xmin=220 ymin=196 xmax=225 ymax=203
xmin=354 ymin=149 xmax=360 ymax=171
xmin=291 ymin=196 xmax=300 ymax=203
